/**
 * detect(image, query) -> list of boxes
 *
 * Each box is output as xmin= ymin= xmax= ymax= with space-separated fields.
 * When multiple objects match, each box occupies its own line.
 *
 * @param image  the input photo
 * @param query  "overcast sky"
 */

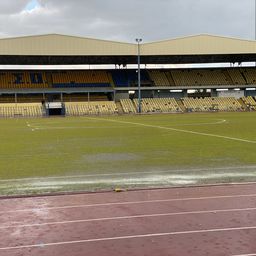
xmin=0 ymin=0 xmax=255 ymax=42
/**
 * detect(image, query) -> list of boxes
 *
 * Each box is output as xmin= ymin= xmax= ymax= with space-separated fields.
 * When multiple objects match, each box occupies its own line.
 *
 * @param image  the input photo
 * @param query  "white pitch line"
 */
xmin=27 ymin=119 xmax=227 ymax=130
xmin=1 ymin=165 xmax=256 ymax=183
xmin=2 ymin=193 xmax=256 ymax=214
xmin=171 ymin=119 xmax=227 ymax=126
xmin=87 ymin=117 xmax=256 ymax=144
xmin=1 ymin=226 xmax=256 ymax=251
xmin=26 ymin=121 xmax=34 ymax=132
xmin=1 ymin=207 xmax=256 ymax=230
xmin=29 ymin=125 xmax=136 ymax=130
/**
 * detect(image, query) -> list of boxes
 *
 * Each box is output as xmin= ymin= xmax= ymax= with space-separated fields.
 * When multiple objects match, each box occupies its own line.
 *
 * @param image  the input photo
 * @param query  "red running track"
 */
xmin=1 ymin=184 xmax=256 ymax=256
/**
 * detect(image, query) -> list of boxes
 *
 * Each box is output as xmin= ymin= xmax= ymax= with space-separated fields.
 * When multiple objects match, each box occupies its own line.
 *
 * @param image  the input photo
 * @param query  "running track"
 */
xmin=1 ymin=184 xmax=256 ymax=255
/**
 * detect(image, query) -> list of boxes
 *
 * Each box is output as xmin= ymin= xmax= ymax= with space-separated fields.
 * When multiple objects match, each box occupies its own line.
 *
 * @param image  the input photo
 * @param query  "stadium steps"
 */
xmin=238 ymin=98 xmax=248 ymax=110
xmin=107 ymin=72 xmax=115 ymax=87
xmin=240 ymin=71 xmax=249 ymax=84
xmin=115 ymin=101 xmax=124 ymax=114
xmin=42 ymin=104 xmax=47 ymax=116
xmin=176 ymin=99 xmax=186 ymax=112
xmin=120 ymin=99 xmax=137 ymax=114
xmin=46 ymin=72 xmax=53 ymax=87
xmin=165 ymin=72 xmax=176 ymax=86
xmin=223 ymin=70 xmax=234 ymax=85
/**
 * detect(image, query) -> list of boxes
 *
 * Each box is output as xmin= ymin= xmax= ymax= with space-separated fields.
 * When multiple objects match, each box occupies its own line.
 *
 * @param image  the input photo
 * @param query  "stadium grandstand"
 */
xmin=0 ymin=33 xmax=256 ymax=117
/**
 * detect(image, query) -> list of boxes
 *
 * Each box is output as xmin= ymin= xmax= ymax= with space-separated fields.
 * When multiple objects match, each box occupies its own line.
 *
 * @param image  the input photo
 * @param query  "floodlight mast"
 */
xmin=255 ymin=0 xmax=256 ymax=66
xmin=255 ymin=0 xmax=256 ymax=40
xmin=136 ymin=38 xmax=142 ymax=113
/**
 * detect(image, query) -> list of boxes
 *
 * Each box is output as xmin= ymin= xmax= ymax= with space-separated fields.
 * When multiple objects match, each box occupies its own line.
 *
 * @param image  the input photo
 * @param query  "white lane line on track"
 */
xmin=87 ymin=117 xmax=256 ymax=144
xmin=1 ymin=207 xmax=256 ymax=230
xmin=1 ymin=226 xmax=256 ymax=251
xmin=1 ymin=165 xmax=256 ymax=182
xmin=232 ymin=254 xmax=256 ymax=256
xmin=2 ymin=193 xmax=256 ymax=214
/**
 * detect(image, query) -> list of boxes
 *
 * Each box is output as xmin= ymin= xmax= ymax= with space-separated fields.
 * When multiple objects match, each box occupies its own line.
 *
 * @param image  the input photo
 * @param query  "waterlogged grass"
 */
xmin=0 ymin=112 xmax=256 ymax=195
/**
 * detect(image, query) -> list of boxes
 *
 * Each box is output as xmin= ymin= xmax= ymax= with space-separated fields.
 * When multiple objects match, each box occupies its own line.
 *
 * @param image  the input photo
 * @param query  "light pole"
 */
xmin=254 ymin=0 xmax=256 ymax=66
xmin=254 ymin=0 xmax=256 ymax=40
xmin=136 ymin=38 xmax=142 ymax=113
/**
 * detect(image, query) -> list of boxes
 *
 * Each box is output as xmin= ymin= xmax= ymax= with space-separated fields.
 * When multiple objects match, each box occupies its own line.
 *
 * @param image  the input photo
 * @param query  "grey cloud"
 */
xmin=0 ymin=0 xmax=255 ymax=42
xmin=0 ymin=1 xmax=29 ymax=15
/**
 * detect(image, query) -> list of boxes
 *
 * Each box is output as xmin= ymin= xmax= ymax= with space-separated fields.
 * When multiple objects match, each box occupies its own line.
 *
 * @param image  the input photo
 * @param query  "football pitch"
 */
xmin=0 ymin=112 xmax=256 ymax=196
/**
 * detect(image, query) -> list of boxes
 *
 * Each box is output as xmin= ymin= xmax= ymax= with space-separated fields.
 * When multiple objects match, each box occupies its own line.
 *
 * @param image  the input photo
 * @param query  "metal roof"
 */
xmin=142 ymin=34 xmax=256 ymax=55
xmin=0 ymin=34 xmax=256 ymax=64
xmin=0 ymin=34 xmax=136 ymax=56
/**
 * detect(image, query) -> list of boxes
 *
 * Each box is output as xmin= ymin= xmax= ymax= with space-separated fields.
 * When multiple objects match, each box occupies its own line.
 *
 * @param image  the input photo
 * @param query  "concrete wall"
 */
xmin=114 ymin=92 xmax=129 ymax=101
xmin=217 ymin=90 xmax=244 ymax=99
xmin=134 ymin=90 xmax=185 ymax=99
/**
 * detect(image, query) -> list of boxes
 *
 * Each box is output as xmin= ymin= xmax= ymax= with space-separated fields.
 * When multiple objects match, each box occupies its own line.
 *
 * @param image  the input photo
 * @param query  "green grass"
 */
xmin=0 ymin=112 xmax=256 ymax=195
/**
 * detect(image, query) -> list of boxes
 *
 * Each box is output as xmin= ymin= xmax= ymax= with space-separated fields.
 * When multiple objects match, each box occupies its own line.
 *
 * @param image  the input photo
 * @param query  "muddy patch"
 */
xmin=1 ymin=166 xmax=256 ymax=196
xmin=80 ymin=153 xmax=140 ymax=163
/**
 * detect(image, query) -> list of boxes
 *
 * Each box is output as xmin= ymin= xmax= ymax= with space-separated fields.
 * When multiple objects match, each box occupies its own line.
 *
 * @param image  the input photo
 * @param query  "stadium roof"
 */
xmin=0 ymin=34 xmax=256 ymax=65
xmin=0 ymin=34 xmax=136 ymax=56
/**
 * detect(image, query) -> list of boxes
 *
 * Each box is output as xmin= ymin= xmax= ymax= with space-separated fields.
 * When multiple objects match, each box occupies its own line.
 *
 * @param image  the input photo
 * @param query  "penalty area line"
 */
xmin=86 ymin=117 xmax=256 ymax=144
xmin=26 ymin=121 xmax=35 ymax=132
